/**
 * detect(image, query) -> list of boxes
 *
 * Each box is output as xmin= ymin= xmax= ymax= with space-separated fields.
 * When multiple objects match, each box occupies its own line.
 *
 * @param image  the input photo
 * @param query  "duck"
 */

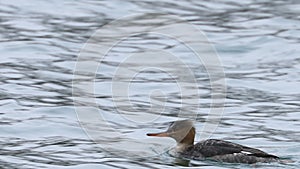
xmin=147 ymin=120 xmax=279 ymax=164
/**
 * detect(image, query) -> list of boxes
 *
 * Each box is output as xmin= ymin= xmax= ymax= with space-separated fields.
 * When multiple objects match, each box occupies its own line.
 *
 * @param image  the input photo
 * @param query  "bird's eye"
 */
xmin=169 ymin=121 xmax=175 ymax=127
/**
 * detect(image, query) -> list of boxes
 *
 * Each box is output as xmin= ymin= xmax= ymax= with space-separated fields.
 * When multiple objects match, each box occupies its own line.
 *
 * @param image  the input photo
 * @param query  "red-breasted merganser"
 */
xmin=147 ymin=120 xmax=279 ymax=164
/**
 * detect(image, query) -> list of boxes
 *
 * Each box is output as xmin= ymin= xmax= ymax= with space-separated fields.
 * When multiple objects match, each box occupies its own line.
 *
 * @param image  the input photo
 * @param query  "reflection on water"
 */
xmin=0 ymin=0 xmax=300 ymax=168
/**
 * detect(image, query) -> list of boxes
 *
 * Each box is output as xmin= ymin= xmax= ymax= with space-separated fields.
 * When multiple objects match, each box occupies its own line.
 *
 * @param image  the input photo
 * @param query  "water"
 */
xmin=0 ymin=0 xmax=300 ymax=168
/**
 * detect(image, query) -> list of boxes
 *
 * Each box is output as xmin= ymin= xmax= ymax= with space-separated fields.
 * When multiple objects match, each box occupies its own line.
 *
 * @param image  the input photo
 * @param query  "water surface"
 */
xmin=0 ymin=0 xmax=299 ymax=168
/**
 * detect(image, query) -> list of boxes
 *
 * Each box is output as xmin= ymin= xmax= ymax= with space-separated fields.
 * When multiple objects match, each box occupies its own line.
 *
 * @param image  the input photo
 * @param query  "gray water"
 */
xmin=1 ymin=0 xmax=300 ymax=168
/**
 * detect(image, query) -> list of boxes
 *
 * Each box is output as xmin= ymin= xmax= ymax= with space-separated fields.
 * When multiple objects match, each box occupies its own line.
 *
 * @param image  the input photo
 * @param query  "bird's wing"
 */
xmin=191 ymin=139 xmax=278 ymax=158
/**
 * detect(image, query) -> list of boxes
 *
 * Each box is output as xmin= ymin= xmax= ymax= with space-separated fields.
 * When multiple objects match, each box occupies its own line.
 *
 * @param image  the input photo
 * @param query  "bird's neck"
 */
xmin=176 ymin=128 xmax=195 ymax=152
xmin=176 ymin=143 xmax=193 ymax=152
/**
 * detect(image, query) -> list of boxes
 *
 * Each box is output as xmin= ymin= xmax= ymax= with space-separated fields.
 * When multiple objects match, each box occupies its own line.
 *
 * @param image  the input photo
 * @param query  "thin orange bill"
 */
xmin=146 ymin=132 xmax=169 ymax=137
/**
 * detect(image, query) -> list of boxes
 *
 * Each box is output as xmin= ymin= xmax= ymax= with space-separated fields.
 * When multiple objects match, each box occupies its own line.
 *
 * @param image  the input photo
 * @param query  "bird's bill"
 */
xmin=146 ymin=131 xmax=169 ymax=137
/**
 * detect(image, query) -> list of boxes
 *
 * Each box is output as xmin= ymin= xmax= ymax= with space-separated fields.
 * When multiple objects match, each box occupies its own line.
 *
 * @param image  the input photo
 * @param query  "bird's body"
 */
xmin=180 ymin=139 xmax=278 ymax=163
xmin=147 ymin=120 xmax=279 ymax=164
